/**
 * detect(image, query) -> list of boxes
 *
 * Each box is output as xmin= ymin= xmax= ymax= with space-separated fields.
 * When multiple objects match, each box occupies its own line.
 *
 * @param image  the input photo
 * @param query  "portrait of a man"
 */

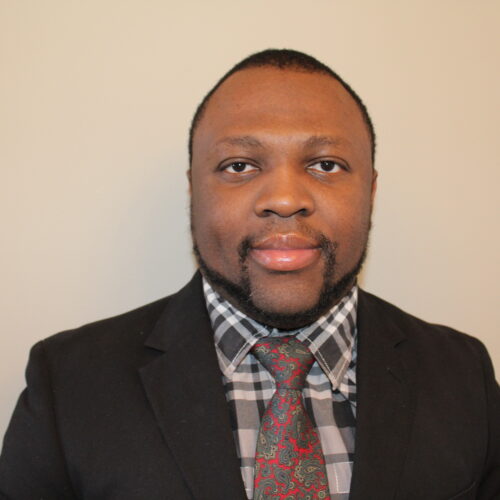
xmin=0 ymin=46 xmax=498 ymax=499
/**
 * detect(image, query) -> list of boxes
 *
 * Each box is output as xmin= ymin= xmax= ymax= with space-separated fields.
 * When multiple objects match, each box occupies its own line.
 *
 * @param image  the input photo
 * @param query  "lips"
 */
xmin=250 ymin=233 xmax=321 ymax=272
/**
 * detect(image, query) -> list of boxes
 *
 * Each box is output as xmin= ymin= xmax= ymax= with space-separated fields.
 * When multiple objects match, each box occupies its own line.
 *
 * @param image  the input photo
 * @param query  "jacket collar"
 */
xmin=139 ymin=272 xmax=247 ymax=500
xmin=350 ymin=290 xmax=417 ymax=500
xmin=140 ymin=276 xmax=418 ymax=500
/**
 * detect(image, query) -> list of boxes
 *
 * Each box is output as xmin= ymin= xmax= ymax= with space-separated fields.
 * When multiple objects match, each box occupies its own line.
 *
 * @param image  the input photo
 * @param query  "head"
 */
xmin=189 ymin=49 xmax=377 ymax=329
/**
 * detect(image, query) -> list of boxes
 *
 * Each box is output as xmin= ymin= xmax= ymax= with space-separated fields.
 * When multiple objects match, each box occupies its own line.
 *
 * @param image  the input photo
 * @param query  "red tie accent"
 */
xmin=252 ymin=336 xmax=330 ymax=499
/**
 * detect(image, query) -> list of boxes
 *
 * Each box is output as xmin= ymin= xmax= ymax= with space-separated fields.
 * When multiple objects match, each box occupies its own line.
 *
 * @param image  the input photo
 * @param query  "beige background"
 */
xmin=1 ymin=0 xmax=499 ymax=439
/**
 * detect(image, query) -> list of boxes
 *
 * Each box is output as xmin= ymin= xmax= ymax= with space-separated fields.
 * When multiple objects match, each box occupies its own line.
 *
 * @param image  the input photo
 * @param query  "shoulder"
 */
xmin=15 ymin=294 xmax=182 ymax=411
xmin=27 ymin=296 xmax=171 ymax=384
xmin=43 ymin=295 xmax=170 ymax=348
xmin=357 ymin=289 xmax=490 ymax=367
xmin=31 ymin=272 xmax=205 ymax=372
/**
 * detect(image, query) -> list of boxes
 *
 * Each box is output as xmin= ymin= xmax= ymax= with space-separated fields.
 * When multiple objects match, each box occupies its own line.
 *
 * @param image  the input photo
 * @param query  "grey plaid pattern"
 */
xmin=203 ymin=279 xmax=357 ymax=500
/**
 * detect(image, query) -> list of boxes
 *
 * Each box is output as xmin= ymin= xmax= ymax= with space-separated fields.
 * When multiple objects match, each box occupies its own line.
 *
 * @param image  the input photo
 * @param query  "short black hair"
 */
xmin=188 ymin=48 xmax=376 ymax=166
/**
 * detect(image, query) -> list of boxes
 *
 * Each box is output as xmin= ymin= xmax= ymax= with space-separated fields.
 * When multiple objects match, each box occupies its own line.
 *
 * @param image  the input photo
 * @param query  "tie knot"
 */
xmin=252 ymin=336 xmax=314 ymax=390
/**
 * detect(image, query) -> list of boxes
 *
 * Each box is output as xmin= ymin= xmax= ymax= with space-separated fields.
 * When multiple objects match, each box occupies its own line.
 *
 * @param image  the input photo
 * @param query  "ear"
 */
xmin=370 ymin=169 xmax=378 ymax=204
xmin=187 ymin=168 xmax=192 ymax=196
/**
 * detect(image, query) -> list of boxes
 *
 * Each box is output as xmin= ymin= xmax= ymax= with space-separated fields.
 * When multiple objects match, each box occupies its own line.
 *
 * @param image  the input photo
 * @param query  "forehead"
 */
xmin=192 ymin=67 xmax=371 ymax=160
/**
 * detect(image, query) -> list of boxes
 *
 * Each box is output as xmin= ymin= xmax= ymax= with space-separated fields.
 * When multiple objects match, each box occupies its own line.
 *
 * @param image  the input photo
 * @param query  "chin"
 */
xmin=193 ymin=239 xmax=366 ymax=330
xmin=251 ymin=293 xmax=319 ymax=317
xmin=238 ymin=299 xmax=333 ymax=330
xmin=220 ymin=272 xmax=352 ymax=330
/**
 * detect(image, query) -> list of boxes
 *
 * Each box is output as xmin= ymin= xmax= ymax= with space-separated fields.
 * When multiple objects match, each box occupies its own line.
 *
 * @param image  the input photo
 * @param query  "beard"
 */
xmin=192 ymin=224 xmax=369 ymax=330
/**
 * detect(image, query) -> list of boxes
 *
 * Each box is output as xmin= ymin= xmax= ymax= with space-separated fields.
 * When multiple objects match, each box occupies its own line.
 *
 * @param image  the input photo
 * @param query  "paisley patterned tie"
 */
xmin=251 ymin=336 xmax=330 ymax=499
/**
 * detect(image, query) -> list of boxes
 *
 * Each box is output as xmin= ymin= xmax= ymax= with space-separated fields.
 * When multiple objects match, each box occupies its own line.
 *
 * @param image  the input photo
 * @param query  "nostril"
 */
xmin=260 ymin=206 xmax=311 ymax=218
xmin=253 ymin=177 xmax=315 ymax=218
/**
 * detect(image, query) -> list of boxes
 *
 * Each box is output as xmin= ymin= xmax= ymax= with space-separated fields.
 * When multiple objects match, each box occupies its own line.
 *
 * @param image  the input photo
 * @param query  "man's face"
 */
xmin=190 ymin=67 xmax=376 ymax=329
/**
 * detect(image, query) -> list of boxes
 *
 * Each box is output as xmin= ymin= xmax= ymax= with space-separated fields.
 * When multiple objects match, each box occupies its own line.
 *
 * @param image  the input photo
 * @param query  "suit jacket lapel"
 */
xmin=138 ymin=279 xmax=418 ymax=499
xmin=139 ymin=273 xmax=247 ymax=500
xmin=350 ymin=290 xmax=418 ymax=500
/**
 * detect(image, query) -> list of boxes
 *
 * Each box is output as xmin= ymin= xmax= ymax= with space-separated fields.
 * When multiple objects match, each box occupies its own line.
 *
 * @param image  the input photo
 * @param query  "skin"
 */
xmin=190 ymin=67 xmax=377 ymax=329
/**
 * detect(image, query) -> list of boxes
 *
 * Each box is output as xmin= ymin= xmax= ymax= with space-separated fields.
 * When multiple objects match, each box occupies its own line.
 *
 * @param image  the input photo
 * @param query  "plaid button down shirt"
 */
xmin=203 ymin=279 xmax=358 ymax=500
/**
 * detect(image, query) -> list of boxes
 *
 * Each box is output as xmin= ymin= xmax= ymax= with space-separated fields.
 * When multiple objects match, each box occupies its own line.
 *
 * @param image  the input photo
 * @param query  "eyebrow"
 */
xmin=215 ymin=136 xmax=265 ymax=149
xmin=215 ymin=134 xmax=346 ymax=151
xmin=302 ymin=135 xmax=344 ymax=148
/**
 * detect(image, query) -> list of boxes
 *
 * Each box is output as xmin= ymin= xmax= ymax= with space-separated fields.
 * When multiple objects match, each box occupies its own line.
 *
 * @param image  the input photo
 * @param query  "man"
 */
xmin=0 ymin=49 xmax=498 ymax=499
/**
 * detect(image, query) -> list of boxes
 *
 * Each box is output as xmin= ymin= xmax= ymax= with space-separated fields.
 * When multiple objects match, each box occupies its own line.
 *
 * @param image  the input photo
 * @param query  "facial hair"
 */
xmin=192 ymin=228 xmax=368 ymax=330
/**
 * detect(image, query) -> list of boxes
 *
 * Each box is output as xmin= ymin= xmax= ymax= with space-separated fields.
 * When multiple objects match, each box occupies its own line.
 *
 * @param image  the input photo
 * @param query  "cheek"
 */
xmin=320 ymin=185 xmax=372 ymax=256
xmin=191 ymin=188 xmax=245 ymax=267
xmin=322 ymin=181 xmax=372 ymax=226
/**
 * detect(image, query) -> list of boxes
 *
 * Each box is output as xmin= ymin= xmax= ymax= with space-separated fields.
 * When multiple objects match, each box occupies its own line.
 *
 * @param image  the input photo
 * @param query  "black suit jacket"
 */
xmin=0 ymin=273 xmax=499 ymax=499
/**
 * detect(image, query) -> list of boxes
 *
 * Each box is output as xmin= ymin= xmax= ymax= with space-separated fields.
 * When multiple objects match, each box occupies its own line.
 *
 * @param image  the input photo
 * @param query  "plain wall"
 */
xmin=1 ymin=0 xmax=499 ymax=439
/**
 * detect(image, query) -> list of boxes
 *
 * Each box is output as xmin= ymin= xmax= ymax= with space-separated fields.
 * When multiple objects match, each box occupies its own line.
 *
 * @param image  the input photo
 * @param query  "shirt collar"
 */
xmin=203 ymin=278 xmax=357 ymax=390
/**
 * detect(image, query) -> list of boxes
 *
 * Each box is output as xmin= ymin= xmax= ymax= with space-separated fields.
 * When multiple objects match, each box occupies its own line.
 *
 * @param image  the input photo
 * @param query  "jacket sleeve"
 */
xmin=477 ymin=340 xmax=500 ymax=500
xmin=0 ymin=341 xmax=77 ymax=499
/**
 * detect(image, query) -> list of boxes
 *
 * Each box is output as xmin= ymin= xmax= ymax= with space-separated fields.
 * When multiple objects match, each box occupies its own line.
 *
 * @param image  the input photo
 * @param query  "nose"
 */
xmin=254 ymin=167 xmax=315 ymax=218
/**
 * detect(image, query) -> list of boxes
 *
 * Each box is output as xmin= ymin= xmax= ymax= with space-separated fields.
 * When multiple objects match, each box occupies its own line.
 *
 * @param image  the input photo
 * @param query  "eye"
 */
xmin=223 ymin=161 xmax=258 ymax=174
xmin=307 ymin=160 xmax=344 ymax=174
